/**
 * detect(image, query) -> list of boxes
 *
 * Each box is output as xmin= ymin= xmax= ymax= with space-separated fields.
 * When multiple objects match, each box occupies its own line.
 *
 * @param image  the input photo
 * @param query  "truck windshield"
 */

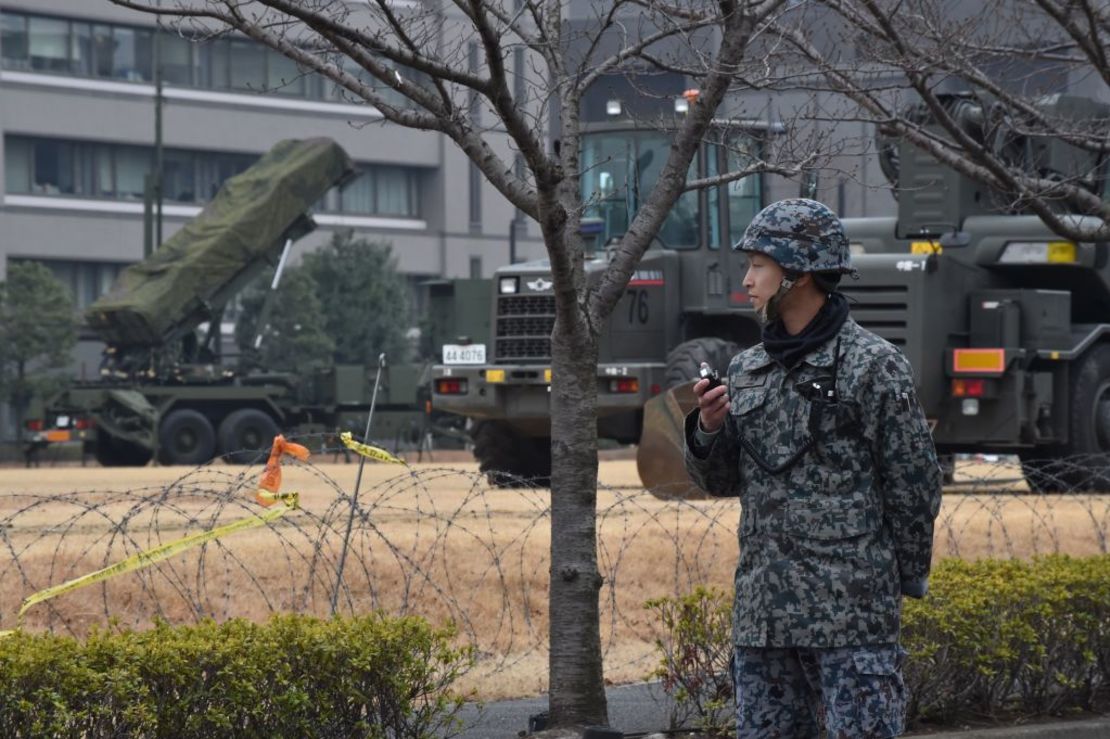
xmin=581 ymin=130 xmax=700 ymax=250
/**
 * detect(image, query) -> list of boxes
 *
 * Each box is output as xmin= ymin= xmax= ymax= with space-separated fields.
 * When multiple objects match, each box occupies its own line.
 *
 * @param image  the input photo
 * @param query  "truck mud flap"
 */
xmin=637 ymin=380 xmax=711 ymax=500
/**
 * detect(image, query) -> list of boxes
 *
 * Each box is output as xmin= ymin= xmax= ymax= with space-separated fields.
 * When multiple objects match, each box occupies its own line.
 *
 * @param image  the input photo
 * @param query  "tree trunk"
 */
xmin=538 ymin=160 xmax=608 ymax=726
xmin=548 ymin=312 xmax=607 ymax=727
xmin=13 ymin=362 xmax=26 ymax=455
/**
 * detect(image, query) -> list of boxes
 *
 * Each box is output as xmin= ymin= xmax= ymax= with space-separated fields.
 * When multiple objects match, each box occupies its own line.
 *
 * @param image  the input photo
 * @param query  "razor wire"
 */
xmin=3 ymin=447 xmax=1110 ymax=697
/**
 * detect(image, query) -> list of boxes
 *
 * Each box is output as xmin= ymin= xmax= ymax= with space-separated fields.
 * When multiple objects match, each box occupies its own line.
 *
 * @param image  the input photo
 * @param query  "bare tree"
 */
xmin=769 ymin=0 xmax=1110 ymax=240
xmin=108 ymin=0 xmax=810 ymax=726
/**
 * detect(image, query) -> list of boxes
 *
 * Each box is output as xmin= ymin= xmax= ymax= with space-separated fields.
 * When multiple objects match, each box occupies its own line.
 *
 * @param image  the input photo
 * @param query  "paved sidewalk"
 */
xmin=912 ymin=717 xmax=1110 ymax=738
xmin=453 ymin=681 xmax=1110 ymax=739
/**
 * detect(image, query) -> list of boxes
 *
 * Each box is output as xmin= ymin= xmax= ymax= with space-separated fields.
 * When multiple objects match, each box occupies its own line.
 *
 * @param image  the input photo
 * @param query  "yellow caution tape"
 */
xmin=255 ymin=489 xmax=300 ymax=508
xmin=339 ymin=431 xmax=404 ymax=464
xmin=15 ymin=497 xmax=298 ymax=621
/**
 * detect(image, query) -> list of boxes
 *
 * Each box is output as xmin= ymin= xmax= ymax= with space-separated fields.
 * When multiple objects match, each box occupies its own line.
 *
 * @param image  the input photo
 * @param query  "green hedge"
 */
xmin=648 ymin=555 xmax=1110 ymax=736
xmin=0 ymin=613 xmax=474 ymax=738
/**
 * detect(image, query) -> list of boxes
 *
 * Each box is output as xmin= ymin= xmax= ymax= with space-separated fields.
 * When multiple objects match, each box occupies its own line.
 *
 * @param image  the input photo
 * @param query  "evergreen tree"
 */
xmin=302 ymin=231 xmax=410 ymax=365
xmin=0 ymin=262 xmax=77 ymax=439
xmin=235 ymin=266 xmax=334 ymax=372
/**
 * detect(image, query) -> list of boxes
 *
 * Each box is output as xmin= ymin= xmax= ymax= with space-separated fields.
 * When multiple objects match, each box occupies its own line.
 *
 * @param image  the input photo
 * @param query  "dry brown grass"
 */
xmin=1 ymin=458 xmax=1108 ymax=700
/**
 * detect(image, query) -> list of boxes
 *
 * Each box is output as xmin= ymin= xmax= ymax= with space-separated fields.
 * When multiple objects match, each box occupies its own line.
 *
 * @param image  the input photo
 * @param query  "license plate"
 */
xmin=442 ymin=343 xmax=486 ymax=364
xmin=45 ymin=430 xmax=71 ymax=443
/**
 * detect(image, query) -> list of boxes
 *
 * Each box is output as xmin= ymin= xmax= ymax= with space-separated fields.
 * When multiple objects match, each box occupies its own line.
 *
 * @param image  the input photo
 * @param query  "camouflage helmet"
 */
xmin=733 ymin=198 xmax=854 ymax=274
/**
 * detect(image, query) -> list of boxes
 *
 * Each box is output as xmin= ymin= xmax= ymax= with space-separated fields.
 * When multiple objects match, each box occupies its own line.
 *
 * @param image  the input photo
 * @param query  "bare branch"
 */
xmin=465 ymin=0 xmax=555 ymax=181
xmin=579 ymin=15 xmax=721 ymax=92
xmin=589 ymin=0 xmax=790 ymax=322
xmin=683 ymin=158 xmax=816 ymax=191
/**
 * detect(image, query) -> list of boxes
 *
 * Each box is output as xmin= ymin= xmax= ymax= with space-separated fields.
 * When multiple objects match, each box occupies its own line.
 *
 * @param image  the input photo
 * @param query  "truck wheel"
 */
xmin=1023 ymin=344 xmax=1110 ymax=493
xmin=158 ymin=409 xmax=216 ymax=466
xmin=638 ymin=338 xmax=741 ymax=500
xmin=93 ymin=429 xmax=153 ymax=467
xmin=218 ymin=409 xmax=279 ymax=465
xmin=1018 ymin=455 xmax=1070 ymax=494
xmin=471 ymin=420 xmax=551 ymax=488
xmin=663 ymin=338 xmax=740 ymax=388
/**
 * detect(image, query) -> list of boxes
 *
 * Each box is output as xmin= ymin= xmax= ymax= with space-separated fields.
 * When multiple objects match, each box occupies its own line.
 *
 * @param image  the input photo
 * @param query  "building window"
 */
xmin=707 ymin=144 xmax=721 ymax=249
xmin=0 ymin=9 xmax=420 ymax=107
xmin=32 ymin=139 xmax=78 ymax=195
xmin=375 ymin=167 xmax=416 ymax=216
xmin=229 ymin=38 xmax=264 ymax=91
xmin=91 ymin=24 xmax=113 ymax=77
xmin=726 ymin=143 xmax=762 ymax=246
xmin=28 ymin=16 xmax=69 ymax=73
xmin=4 ymin=135 xmax=423 ymax=218
xmin=4 ymin=136 xmax=247 ymax=202
xmin=9 ymin=257 xmax=131 ymax=311
xmin=469 ymin=256 xmax=482 ymax=279
xmin=115 ymin=145 xmax=151 ymax=200
xmin=267 ymin=48 xmax=304 ymax=96
xmin=4 ymin=137 xmax=30 ymax=193
xmin=0 ymin=14 xmax=28 ymax=69
xmin=70 ymin=22 xmax=93 ymax=76
xmin=160 ymin=32 xmax=194 ymax=86
xmin=162 ymin=150 xmax=197 ymax=202
xmin=335 ymin=167 xmax=421 ymax=218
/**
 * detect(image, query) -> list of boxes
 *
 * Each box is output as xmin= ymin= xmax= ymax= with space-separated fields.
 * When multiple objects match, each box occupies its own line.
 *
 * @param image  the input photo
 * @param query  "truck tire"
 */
xmin=664 ymin=338 xmax=740 ymax=389
xmin=1018 ymin=456 xmax=1070 ymax=494
xmin=637 ymin=338 xmax=741 ymax=500
xmin=1022 ymin=343 xmax=1110 ymax=493
xmin=158 ymin=409 xmax=216 ymax=466
xmin=93 ymin=429 xmax=153 ymax=467
xmin=471 ymin=420 xmax=551 ymax=488
xmin=218 ymin=409 xmax=279 ymax=465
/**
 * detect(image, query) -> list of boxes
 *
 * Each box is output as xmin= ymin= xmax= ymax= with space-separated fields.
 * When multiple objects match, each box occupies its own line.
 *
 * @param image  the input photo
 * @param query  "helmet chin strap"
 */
xmin=756 ymin=275 xmax=797 ymax=324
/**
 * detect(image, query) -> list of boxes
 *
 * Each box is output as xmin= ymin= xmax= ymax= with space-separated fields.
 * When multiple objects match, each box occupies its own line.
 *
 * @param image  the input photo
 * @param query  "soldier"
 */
xmin=685 ymin=198 xmax=942 ymax=738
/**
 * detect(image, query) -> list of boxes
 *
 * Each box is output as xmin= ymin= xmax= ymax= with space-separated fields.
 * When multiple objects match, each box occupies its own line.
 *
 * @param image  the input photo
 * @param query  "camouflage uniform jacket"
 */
xmin=684 ymin=317 xmax=942 ymax=648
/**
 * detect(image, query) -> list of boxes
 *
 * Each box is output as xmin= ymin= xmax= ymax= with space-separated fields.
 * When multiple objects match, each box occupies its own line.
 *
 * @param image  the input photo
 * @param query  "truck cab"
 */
xmin=432 ymin=113 xmax=770 ymax=484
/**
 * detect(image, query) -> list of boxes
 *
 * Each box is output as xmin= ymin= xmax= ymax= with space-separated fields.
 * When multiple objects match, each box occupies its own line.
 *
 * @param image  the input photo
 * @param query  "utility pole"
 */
xmin=143 ymin=21 xmax=165 ymax=257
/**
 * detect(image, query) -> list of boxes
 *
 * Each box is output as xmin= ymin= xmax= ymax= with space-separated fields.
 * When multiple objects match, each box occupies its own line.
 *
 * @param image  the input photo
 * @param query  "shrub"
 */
xmin=648 ymin=554 xmax=1110 ymax=734
xmin=903 ymin=555 xmax=1110 ymax=721
xmin=0 ymin=613 xmax=474 ymax=738
xmin=645 ymin=585 xmax=734 ymax=737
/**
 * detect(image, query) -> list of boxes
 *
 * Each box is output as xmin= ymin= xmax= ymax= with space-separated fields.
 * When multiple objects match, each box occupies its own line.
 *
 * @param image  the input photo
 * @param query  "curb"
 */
xmin=913 ymin=717 xmax=1110 ymax=738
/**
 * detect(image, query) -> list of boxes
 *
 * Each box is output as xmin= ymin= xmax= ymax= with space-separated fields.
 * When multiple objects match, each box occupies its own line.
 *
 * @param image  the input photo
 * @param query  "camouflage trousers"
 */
xmin=732 ymin=644 xmax=907 ymax=739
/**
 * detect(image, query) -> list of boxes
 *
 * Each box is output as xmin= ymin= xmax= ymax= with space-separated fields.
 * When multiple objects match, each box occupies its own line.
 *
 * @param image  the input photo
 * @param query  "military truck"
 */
xmin=431 ymin=95 xmax=775 ymax=487
xmin=28 ymin=138 xmax=491 ymax=466
xmin=841 ymin=94 xmax=1110 ymax=493
xmin=433 ymin=92 xmax=1110 ymax=494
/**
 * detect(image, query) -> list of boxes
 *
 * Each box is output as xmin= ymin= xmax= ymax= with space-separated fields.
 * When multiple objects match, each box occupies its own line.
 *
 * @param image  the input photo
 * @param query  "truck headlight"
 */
xmin=998 ymin=241 xmax=1077 ymax=264
xmin=499 ymin=277 xmax=519 ymax=294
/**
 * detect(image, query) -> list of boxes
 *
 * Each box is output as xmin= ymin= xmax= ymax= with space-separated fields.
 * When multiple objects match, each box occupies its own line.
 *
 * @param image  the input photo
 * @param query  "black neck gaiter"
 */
xmin=761 ymin=292 xmax=849 ymax=370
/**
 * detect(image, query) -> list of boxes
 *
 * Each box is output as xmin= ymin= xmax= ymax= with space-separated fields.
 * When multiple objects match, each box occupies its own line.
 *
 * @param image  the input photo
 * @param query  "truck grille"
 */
xmin=839 ymin=285 xmax=909 ymax=346
xmin=499 ymin=296 xmax=555 ymax=316
xmin=495 ymin=295 xmax=555 ymax=361
xmin=497 ymin=316 xmax=554 ymax=336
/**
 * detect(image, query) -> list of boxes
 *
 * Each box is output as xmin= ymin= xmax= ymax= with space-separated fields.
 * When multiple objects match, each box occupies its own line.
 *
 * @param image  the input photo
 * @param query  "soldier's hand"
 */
xmin=694 ymin=363 xmax=729 ymax=434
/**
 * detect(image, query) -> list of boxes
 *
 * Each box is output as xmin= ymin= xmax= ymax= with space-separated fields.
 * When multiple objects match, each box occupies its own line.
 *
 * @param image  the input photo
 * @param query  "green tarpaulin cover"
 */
xmin=87 ymin=137 xmax=354 ymax=347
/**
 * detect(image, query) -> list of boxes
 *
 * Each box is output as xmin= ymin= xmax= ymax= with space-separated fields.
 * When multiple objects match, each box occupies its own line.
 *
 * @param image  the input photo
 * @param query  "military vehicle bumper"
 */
xmin=431 ymin=362 xmax=668 ymax=440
